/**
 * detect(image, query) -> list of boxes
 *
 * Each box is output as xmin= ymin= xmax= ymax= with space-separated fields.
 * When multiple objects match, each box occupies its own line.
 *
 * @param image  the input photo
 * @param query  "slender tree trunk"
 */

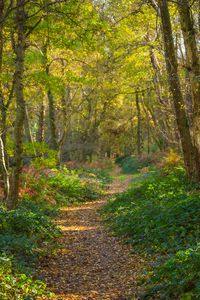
xmin=135 ymin=90 xmax=142 ymax=157
xmin=0 ymin=106 xmax=9 ymax=200
xmin=184 ymin=69 xmax=193 ymax=120
xmin=36 ymin=101 xmax=45 ymax=143
xmin=58 ymin=87 xmax=69 ymax=164
xmin=24 ymin=104 xmax=33 ymax=143
xmin=42 ymin=43 xmax=58 ymax=150
xmin=0 ymin=0 xmax=10 ymax=201
xmin=0 ymin=0 xmax=4 ymax=141
xmin=0 ymin=134 xmax=9 ymax=201
xmin=142 ymin=100 xmax=151 ymax=155
xmin=199 ymin=0 xmax=200 ymax=30
xmin=150 ymin=49 xmax=164 ymax=104
xmin=7 ymin=0 xmax=26 ymax=209
xmin=158 ymin=0 xmax=200 ymax=180
xmin=47 ymin=88 xmax=58 ymax=150
xmin=144 ymin=91 xmax=151 ymax=154
xmin=177 ymin=0 xmax=200 ymax=153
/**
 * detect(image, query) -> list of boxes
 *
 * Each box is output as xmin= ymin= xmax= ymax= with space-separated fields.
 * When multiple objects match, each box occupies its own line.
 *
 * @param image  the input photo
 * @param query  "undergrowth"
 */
xmin=115 ymin=155 xmax=155 ymax=174
xmin=0 ymin=199 xmax=59 ymax=299
xmin=0 ymin=253 xmax=52 ymax=300
xmin=0 ymin=163 xmax=109 ymax=299
xmin=80 ymin=167 xmax=112 ymax=186
xmin=102 ymin=155 xmax=200 ymax=299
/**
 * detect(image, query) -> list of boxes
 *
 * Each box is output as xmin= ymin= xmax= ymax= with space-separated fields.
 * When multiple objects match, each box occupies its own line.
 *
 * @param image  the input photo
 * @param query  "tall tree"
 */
xmin=135 ymin=90 xmax=142 ymax=157
xmin=7 ymin=0 xmax=26 ymax=209
xmin=177 ymin=0 xmax=200 ymax=154
xmin=158 ymin=0 xmax=200 ymax=180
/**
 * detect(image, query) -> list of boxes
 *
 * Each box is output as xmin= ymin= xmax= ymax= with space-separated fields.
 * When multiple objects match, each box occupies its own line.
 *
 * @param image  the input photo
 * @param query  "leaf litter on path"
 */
xmin=39 ymin=169 xmax=145 ymax=300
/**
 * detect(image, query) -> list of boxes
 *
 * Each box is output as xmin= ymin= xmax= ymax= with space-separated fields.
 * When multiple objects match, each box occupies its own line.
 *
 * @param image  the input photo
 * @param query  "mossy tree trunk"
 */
xmin=7 ymin=0 xmax=26 ymax=209
xmin=177 ymin=0 xmax=200 ymax=156
xmin=42 ymin=42 xmax=58 ymax=151
xmin=158 ymin=0 xmax=200 ymax=181
xmin=36 ymin=100 xmax=45 ymax=143
xmin=135 ymin=90 xmax=142 ymax=157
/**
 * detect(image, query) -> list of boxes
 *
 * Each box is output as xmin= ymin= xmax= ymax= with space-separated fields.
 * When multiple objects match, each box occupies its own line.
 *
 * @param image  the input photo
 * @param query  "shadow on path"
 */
xmin=39 ymin=167 xmax=144 ymax=300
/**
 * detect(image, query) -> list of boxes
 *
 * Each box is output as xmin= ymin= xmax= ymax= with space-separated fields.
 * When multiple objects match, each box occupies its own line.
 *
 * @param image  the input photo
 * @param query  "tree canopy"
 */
xmin=0 ymin=0 xmax=199 ymax=206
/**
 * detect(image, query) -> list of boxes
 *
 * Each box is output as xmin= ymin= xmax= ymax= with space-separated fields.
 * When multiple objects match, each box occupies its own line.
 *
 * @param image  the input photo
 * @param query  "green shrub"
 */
xmin=81 ymin=167 xmax=112 ymax=186
xmin=0 ymin=202 xmax=60 ymax=270
xmin=48 ymin=168 xmax=104 ymax=204
xmin=17 ymin=200 xmax=59 ymax=218
xmin=22 ymin=167 xmax=105 ymax=206
xmin=0 ymin=164 xmax=107 ymax=299
xmin=116 ymin=155 xmax=154 ymax=174
xmin=102 ymin=167 xmax=200 ymax=299
xmin=0 ymin=197 xmax=60 ymax=298
xmin=0 ymin=255 xmax=50 ymax=300
xmin=141 ymin=245 xmax=200 ymax=299
xmin=8 ymin=141 xmax=58 ymax=169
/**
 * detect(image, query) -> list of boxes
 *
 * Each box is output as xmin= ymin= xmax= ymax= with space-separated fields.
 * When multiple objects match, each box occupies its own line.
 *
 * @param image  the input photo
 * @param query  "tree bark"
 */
xmin=0 ymin=0 xmax=6 ymax=199
xmin=58 ymin=86 xmax=70 ymax=164
xmin=136 ymin=90 xmax=142 ymax=157
xmin=7 ymin=0 xmax=26 ymax=209
xmin=24 ymin=104 xmax=33 ymax=143
xmin=47 ymin=88 xmax=58 ymax=150
xmin=177 ymin=0 xmax=200 ymax=154
xmin=158 ymin=0 xmax=200 ymax=180
xmin=0 ymin=0 xmax=11 ymax=201
xmin=36 ymin=101 xmax=45 ymax=143
xmin=42 ymin=43 xmax=58 ymax=150
xmin=0 ymin=134 xmax=9 ymax=201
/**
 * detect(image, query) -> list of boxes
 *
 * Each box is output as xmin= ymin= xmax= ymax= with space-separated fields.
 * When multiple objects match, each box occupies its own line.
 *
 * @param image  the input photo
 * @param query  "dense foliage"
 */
xmin=0 ymin=255 xmax=48 ymax=300
xmin=0 ymin=164 xmax=108 ymax=299
xmin=0 ymin=0 xmax=200 ymax=298
xmin=102 ymin=159 xmax=200 ymax=299
xmin=0 ymin=200 xmax=59 ymax=298
xmin=115 ymin=155 xmax=156 ymax=174
xmin=1 ymin=0 xmax=200 ymax=208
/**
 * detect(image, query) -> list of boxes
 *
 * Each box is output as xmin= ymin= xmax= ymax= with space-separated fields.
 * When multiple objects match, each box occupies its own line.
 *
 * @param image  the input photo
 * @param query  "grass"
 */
xmin=102 ymin=155 xmax=200 ymax=299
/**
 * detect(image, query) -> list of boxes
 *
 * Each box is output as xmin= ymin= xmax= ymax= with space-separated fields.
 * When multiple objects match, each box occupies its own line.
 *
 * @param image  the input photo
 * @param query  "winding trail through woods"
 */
xmin=40 ymin=168 xmax=144 ymax=300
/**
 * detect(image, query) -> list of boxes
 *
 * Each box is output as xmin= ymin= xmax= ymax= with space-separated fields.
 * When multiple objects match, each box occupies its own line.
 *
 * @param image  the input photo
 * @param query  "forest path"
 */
xmin=40 ymin=167 xmax=143 ymax=300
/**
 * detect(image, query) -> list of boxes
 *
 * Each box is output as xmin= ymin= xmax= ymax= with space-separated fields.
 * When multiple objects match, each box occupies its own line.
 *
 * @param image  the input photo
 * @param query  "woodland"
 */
xmin=0 ymin=0 xmax=200 ymax=299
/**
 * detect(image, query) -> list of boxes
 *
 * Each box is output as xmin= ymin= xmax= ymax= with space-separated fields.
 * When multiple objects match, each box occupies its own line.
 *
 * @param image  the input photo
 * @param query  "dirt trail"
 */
xmin=40 ymin=168 xmax=143 ymax=300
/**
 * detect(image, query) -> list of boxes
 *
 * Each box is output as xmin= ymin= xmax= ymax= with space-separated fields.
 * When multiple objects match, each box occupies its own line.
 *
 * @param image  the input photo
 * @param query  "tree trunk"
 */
xmin=158 ymin=0 xmax=200 ymax=180
xmin=7 ymin=0 xmax=26 ymax=209
xmin=135 ymin=90 xmax=142 ymax=157
xmin=0 ymin=134 xmax=9 ymax=201
xmin=24 ymin=104 xmax=33 ymax=143
xmin=42 ymin=43 xmax=58 ymax=150
xmin=47 ymin=88 xmax=58 ymax=150
xmin=0 ymin=0 xmax=4 ymax=142
xmin=58 ymin=87 xmax=69 ymax=164
xmin=0 ymin=0 xmax=7 ymax=200
xmin=177 ymin=0 xmax=200 ymax=154
xmin=36 ymin=101 xmax=45 ymax=143
xmin=150 ymin=49 xmax=164 ymax=105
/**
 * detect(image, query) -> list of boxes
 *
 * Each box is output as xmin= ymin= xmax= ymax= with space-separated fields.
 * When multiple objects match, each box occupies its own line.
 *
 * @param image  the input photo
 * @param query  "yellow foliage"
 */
xmin=164 ymin=149 xmax=181 ymax=168
xmin=140 ymin=167 xmax=149 ymax=174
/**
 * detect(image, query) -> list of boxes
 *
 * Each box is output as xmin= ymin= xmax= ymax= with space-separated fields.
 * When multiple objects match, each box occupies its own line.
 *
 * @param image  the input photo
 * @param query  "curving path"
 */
xmin=39 ymin=168 xmax=144 ymax=300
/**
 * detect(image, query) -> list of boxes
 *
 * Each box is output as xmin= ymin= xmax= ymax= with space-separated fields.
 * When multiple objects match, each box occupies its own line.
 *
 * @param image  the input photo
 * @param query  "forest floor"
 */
xmin=39 ymin=167 xmax=145 ymax=300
